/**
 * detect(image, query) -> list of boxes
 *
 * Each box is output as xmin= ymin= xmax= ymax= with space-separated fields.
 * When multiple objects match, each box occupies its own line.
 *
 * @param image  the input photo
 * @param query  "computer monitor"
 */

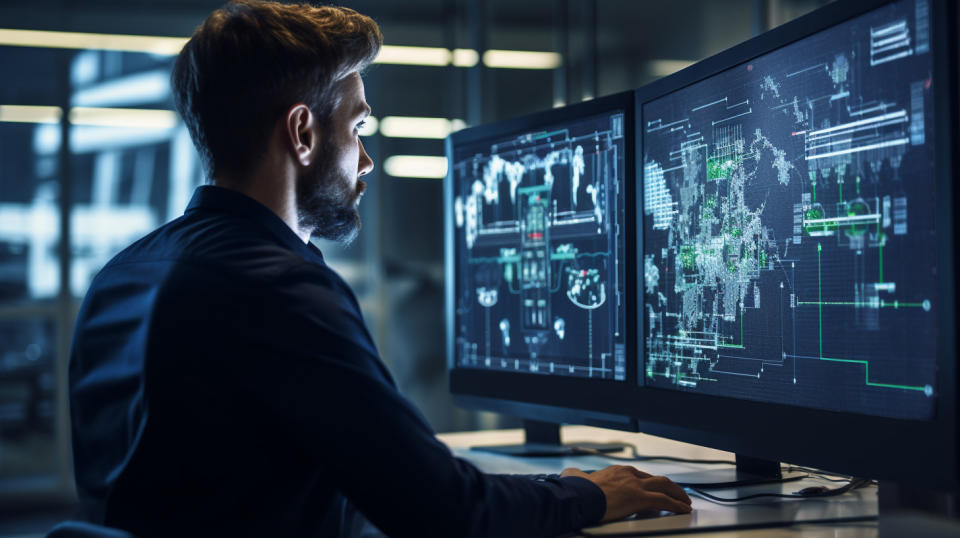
xmin=634 ymin=0 xmax=957 ymax=492
xmin=445 ymin=92 xmax=638 ymax=454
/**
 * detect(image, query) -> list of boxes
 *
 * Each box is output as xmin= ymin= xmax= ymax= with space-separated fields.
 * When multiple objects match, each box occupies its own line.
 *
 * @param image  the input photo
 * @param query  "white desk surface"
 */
xmin=437 ymin=425 xmax=879 ymax=537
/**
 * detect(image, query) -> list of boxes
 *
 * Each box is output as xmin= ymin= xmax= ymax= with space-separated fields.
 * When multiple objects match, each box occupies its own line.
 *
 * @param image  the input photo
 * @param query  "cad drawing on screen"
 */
xmin=452 ymin=112 xmax=627 ymax=381
xmin=642 ymin=0 xmax=936 ymax=419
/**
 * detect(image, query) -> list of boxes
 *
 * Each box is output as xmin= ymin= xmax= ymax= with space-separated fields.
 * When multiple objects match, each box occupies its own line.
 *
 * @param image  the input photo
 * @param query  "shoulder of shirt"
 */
xmin=92 ymin=208 xmax=347 ymax=295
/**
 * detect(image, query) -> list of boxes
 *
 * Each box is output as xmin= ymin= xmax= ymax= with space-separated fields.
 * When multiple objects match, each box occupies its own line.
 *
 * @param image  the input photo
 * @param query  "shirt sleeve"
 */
xmin=240 ymin=262 xmax=607 ymax=537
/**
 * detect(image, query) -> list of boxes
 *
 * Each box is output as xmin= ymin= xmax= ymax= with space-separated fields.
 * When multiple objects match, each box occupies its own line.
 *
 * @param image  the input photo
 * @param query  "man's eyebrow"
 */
xmin=357 ymin=103 xmax=372 ymax=119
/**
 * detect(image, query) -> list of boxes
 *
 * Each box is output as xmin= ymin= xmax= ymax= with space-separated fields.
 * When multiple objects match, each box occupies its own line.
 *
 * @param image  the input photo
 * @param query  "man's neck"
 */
xmin=213 ymin=173 xmax=311 ymax=244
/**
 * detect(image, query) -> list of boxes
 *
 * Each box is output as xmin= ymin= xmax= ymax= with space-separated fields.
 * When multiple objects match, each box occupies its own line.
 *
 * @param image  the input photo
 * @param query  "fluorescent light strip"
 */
xmin=0 ymin=28 xmax=559 ymax=70
xmin=482 ymin=50 xmax=561 ymax=69
xmin=70 ymin=107 xmax=178 ymax=129
xmin=384 ymin=155 xmax=448 ymax=179
xmin=375 ymin=45 xmax=451 ymax=66
xmin=380 ymin=116 xmax=466 ymax=139
xmin=0 ymin=28 xmax=186 ymax=55
xmin=452 ymin=49 xmax=479 ymax=68
xmin=0 ymin=105 xmax=178 ymax=129
xmin=0 ymin=105 xmax=62 ymax=124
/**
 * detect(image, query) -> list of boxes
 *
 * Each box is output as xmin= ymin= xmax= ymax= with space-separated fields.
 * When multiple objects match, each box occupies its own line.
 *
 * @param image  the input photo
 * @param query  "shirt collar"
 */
xmin=185 ymin=185 xmax=325 ymax=264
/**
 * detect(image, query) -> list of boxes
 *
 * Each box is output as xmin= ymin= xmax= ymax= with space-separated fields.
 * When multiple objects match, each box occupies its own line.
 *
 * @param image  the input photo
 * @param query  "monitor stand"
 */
xmin=470 ymin=420 xmax=628 ymax=457
xmin=667 ymin=454 xmax=783 ymax=488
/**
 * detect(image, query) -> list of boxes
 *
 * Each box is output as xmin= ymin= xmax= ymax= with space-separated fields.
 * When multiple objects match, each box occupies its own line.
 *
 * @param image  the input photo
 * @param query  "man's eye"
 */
xmin=355 ymin=120 xmax=367 ymax=133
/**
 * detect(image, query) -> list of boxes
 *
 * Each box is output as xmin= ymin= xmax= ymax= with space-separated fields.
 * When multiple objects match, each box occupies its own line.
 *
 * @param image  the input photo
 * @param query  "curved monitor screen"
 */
xmin=641 ymin=0 xmax=936 ymax=419
xmin=451 ymin=110 xmax=627 ymax=381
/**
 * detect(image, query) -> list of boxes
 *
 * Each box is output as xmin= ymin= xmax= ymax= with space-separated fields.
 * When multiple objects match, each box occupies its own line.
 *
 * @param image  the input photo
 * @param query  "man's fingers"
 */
xmin=643 ymin=476 xmax=692 ymax=504
xmin=625 ymin=466 xmax=652 ymax=479
xmin=641 ymin=491 xmax=694 ymax=514
xmin=561 ymin=467 xmax=588 ymax=478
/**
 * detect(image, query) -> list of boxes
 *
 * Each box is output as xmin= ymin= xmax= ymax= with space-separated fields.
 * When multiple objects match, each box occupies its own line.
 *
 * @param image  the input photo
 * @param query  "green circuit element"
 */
xmin=845 ymin=199 xmax=870 ymax=236
xmin=819 ymin=356 xmax=927 ymax=392
xmin=504 ymin=263 xmax=513 ymax=282
xmin=759 ymin=250 xmax=767 ymax=267
xmin=707 ymin=155 xmax=742 ymax=180
xmin=680 ymin=245 xmax=698 ymax=271
xmin=803 ymin=204 xmax=838 ymax=235
xmin=705 ymin=195 xmax=717 ymax=209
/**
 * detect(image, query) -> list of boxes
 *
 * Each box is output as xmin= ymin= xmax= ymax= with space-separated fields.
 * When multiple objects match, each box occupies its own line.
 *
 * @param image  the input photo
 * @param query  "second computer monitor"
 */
xmin=449 ymin=96 xmax=629 ymax=383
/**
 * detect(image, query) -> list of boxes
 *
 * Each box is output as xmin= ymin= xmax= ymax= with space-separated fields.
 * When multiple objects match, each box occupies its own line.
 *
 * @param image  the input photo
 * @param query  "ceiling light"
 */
xmin=0 ymin=28 xmax=561 ymax=71
xmin=452 ymin=49 xmax=479 ymax=67
xmin=0 ymin=105 xmax=62 ymax=124
xmin=380 ymin=116 xmax=466 ymax=139
xmin=384 ymin=155 xmax=448 ymax=179
xmin=482 ymin=50 xmax=561 ymax=69
xmin=375 ymin=45 xmax=451 ymax=66
xmin=0 ymin=28 xmax=186 ymax=55
xmin=69 ymin=107 xmax=178 ymax=129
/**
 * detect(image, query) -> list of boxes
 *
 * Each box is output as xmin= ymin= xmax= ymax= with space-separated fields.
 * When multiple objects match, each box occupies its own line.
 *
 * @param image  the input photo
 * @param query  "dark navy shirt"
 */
xmin=68 ymin=185 xmax=605 ymax=537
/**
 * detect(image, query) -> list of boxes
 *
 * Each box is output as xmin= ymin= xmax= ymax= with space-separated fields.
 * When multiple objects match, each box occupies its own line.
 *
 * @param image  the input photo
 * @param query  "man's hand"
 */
xmin=561 ymin=465 xmax=692 ymax=522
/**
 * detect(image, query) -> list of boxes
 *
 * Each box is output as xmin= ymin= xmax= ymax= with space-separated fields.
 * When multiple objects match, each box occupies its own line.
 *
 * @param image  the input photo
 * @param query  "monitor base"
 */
xmin=668 ymin=455 xmax=783 ymax=488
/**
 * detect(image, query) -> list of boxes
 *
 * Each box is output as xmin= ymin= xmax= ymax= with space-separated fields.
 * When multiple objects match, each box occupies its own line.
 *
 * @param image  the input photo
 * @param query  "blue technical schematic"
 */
xmin=452 ymin=112 xmax=626 ymax=380
xmin=642 ymin=0 xmax=936 ymax=418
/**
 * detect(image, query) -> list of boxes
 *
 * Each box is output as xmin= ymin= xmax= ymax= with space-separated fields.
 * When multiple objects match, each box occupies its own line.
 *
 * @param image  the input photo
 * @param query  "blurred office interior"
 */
xmin=0 ymin=0 xmax=828 ymax=529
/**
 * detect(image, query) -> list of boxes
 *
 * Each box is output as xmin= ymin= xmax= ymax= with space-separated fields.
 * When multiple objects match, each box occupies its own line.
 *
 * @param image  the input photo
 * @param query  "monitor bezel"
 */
xmin=631 ymin=0 xmax=958 ymax=488
xmin=445 ymin=91 xmax=638 ymax=432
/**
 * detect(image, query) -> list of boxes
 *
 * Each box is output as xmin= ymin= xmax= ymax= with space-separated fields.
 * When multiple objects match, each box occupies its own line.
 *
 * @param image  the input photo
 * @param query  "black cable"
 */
xmin=784 ymin=465 xmax=853 ymax=482
xmin=676 ymin=474 xmax=806 ymax=489
xmin=689 ymin=477 xmax=875 ymax=503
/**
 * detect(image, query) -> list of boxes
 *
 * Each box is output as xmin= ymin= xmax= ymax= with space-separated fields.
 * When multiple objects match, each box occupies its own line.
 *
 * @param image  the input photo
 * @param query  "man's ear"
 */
xmin=285 ymin=103 xmax=319 ymax=167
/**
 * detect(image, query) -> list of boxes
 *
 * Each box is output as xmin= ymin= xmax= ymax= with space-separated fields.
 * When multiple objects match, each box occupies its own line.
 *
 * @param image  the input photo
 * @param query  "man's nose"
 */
xmin=358 ymin=139 xmax=374 ymax=177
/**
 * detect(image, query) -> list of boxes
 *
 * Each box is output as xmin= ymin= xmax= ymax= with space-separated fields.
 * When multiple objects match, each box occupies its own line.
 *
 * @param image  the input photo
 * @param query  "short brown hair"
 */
xmin=172 ymin=1 xmax=382 ymax=179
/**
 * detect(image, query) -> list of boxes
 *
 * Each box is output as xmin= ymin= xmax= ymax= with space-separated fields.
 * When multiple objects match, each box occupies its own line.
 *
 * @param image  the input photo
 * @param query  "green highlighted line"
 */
xmin=528 ymin=129 xmax=567 ymax=141
xmin=819 ymin=357 xmax=926 ymax=392
xmin=817 ymin=242 xmax=822 ymax=358
xmin=878 ymin=221 xmax=884 ymax=284
xmin=517 ymin=184 xmax=552 ymax=194
xmin=797 ymin=300 xmax=927 ymax=308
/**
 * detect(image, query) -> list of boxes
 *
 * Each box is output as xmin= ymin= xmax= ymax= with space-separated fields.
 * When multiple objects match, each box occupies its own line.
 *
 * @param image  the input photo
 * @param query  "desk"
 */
xmin=438 ymin=425 xmax=879 ymax=537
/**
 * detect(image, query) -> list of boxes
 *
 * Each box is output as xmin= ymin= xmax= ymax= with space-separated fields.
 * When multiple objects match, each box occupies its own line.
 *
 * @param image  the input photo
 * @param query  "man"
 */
xmin=67 ymin=1 xmax=692 ymax=536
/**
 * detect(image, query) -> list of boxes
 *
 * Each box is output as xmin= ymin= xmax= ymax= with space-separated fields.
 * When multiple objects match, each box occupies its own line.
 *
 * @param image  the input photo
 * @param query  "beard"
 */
xmin=296 ymin=143 xmax=367 ymax=245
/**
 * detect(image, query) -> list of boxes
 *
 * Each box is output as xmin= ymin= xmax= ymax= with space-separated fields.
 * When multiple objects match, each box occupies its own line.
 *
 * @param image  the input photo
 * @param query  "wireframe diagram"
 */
xmin=642 ymin=0 xmax=936 ymax=419
xmin=452 ymin=112 xmax=626 ymax=380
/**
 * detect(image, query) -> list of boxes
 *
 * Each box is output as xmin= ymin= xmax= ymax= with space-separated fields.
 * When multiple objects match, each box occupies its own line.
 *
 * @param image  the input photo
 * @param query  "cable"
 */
xmin=689 ymin=477 xmax=875 ymax=503
xmin=784 ymin=465 xmax=854 ymax=482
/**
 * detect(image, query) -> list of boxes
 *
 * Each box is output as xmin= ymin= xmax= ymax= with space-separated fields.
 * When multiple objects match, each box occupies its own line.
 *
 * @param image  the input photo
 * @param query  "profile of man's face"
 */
xmin=296 ymin=73 xmax=372 ymax=244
